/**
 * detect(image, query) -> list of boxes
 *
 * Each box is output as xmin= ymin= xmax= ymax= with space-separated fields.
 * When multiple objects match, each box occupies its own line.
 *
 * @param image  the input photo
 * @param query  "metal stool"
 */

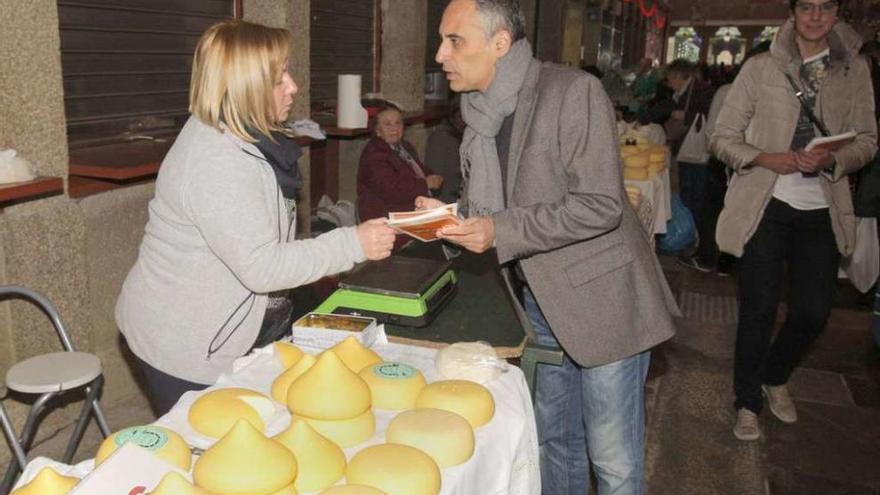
xmin=0 ymin=285 xmax=111 ymax=493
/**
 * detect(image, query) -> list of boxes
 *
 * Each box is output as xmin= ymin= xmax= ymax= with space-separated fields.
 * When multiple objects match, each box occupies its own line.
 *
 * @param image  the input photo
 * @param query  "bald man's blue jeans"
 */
xmin=525 ymin=288 xmax=649 ymax=495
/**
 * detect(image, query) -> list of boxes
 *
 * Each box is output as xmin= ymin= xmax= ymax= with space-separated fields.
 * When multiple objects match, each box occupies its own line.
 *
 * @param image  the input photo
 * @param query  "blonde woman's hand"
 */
xmin=357 ymin=218 xmax=396 ymax=260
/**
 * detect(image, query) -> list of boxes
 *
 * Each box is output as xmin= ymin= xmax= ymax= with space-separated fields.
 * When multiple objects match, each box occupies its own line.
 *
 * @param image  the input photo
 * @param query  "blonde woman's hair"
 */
xmin=189 ymin=20 xmax=292 ymax=142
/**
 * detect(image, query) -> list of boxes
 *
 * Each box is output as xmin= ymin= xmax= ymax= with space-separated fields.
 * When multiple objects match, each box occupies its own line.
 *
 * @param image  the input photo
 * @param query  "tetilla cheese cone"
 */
xmin=415 ymin=380 xmax=495 ymax=428
xmin=299 ymin=409 xmax=375 ymax=448
xmin=274 ymin=342 xmax=305 ymax=369
xmin=193 ymin=419 xmax=297 ymax=495
xmin=320 ymin=485 xmax=387 ymax=495
xmin=148 ymin=472 xmax=213 ymax=495
xmin=330 ymin=336 xmax=382 ymax=372
xmin=287 ymin=350 xmax=371 ymax=420
xmin=345 ymin=443 xmax=440 ymax=495
xmin=272 ymin=353 xmax=317 ymax=402
xmin=273 ymin=418 xmax=346 ymax=492
xmin=11 ymin=467 xmax=79 ymax=495
xmin=95 ymin=425 xmax=192 ymax=471
xmin=188 ymin=388 xmax=276 ymax=438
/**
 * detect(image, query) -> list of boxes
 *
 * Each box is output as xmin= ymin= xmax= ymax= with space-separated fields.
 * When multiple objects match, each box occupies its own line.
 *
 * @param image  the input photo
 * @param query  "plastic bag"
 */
xmin=676 ymin=113 xmax=710 ymax=164
xmin=435 ymin=341 xmax=508 ymax=384
xmin=658 ymin=193 xmax=697 ymax=253
xmin=841 ymin=216 xmax=879 ymax=293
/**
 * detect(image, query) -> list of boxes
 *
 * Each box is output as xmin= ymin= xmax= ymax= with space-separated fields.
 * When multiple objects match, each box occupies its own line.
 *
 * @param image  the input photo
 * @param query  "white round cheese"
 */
xmin=386 ymin=408 xmax=475 ymax=468
xmin=415 ymin=380 xmax=495 ymax=428
xmin=345 ymin=443 xmax=440 ymax=495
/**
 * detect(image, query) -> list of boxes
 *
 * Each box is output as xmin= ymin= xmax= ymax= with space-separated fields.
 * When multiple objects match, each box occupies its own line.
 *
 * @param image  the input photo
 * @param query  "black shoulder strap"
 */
xmin=783 ymin=72 xmax=831 ymax=137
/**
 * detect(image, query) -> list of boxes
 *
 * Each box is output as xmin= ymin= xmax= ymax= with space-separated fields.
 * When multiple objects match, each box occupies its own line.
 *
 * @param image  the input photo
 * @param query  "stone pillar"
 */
xmin=380 ymin=0 xmax=427 ymax=112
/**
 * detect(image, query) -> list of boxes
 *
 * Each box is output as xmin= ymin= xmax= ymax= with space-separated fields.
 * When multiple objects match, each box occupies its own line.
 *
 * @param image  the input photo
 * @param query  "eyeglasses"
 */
xmin=794 ymin=1 xmax=839 ymax=14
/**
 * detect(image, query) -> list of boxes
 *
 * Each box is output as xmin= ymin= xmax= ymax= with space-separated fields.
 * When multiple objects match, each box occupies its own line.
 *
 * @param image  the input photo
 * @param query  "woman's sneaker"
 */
xmin=733 ymin=409 xmax=760 ymax=441
xmin=762 ymin=384 xmax=797 ymax=423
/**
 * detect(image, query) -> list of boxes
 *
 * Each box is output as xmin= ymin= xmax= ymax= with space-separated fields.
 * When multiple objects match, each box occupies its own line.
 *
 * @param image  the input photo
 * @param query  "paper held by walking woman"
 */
xmin=804 ymin=130 xmax=857 ymax=152
xmin=387 ymin=203 xmax=462 ymax=242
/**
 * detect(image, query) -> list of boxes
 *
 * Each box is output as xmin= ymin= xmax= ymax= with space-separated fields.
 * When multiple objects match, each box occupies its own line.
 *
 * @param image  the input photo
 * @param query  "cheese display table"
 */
xmin=625 ymin=166 xmax=671 ymax=235
xmin=12 ymin=335 xmax=540 ymax=495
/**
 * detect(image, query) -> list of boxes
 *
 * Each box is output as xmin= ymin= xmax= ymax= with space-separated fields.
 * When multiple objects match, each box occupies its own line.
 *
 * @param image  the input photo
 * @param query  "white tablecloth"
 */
xmin=15 ymin=337 xmax=541 ymax=495
xmin=625 ymin=167 xmax=671 ymax=235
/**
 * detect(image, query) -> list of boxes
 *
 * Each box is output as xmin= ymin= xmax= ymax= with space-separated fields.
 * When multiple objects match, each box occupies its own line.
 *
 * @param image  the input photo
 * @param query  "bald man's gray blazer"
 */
xmin=490 ymin=58 xmax=678 ymax=367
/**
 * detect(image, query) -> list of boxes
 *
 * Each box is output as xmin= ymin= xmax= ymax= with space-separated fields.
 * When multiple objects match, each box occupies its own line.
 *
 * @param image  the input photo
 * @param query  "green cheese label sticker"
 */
xmin=114 ymin=426 xmax=168 ymax=451
xmin=374 ymin=362 xmax=417 ymax=380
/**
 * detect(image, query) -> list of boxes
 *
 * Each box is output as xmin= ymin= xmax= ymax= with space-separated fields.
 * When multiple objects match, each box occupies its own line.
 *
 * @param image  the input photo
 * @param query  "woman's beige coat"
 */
xmin=711 ymin=19 xmax=877 ymax=257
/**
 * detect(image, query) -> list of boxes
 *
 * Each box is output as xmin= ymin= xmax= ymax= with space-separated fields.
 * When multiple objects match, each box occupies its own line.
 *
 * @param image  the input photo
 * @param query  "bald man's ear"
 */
xmin=492 ymin=29 xmax=513 ymax=57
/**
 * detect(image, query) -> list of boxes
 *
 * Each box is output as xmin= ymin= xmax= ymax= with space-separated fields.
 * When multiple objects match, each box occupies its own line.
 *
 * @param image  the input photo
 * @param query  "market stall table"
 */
xmin=12 ymin=338 xmax=540 ymax=495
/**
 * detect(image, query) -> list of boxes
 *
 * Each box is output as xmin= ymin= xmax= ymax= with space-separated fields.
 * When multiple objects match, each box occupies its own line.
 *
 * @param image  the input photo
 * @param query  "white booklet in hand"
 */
xmin=387 ymin=203 xmax=462 ymax=242
xmin=804 ymin=130 xmax=857 ymax=152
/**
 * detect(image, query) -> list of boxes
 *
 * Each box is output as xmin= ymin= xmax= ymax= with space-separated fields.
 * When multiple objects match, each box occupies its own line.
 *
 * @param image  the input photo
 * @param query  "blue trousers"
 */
xmin=526 ymin=289 xmax=650 ymax=495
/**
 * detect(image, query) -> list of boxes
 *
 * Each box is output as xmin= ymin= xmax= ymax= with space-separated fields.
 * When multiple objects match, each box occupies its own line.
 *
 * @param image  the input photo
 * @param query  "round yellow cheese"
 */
xmin=386 ymin=408 xmax=474 ymax=468
xmin=648 ymin=148 xmax=666 ymax=164
xmin=11 ymin=467 xmax=79 ymax=495
xmin=273 ymin=418 xmax=346 ymax=492
xmin=188 ymin=388 xmax=276 ymax=438
xmin=345 ymin=443 xmax=440 ymax=495
xmin=415 ymin=380 xmax=495 ymax=428
xmin=95 ymin=425 xmax=192 ymax=471
xmin=287 ymin=350 xmax=371 ymax=420
xmin=299 ymin=408 xmax=375 ymax=448
xmin=148 ymin=472 xmax=213 ymax=495
xmin=272 ymin=353 xmax=316 ymax=403
xmin=320 ymin=485 xmax=387 ymax=495
xmin=274 ymin=341 xmax=305 ymax=369
xmin=193 ymin=419 xmax=297 ymax=495
xmin=623 ymin=153 xmax=649 ymax=168
xmin=330 ymin=336 xmax=382 ymax=372
xmin=623 ymin=167 xmax=649 ymax=181
xmin=358 ymin=362 xmax=426 ymax=411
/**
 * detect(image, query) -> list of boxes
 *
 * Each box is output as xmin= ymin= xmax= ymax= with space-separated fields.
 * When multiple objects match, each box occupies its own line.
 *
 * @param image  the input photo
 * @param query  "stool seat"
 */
xmin=5 ymin=352 xmax=102 ymax=394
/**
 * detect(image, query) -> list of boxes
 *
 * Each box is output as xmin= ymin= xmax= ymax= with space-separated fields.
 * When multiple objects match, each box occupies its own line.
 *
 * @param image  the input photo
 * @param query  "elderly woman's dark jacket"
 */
xmin=356 ymin=135 xmax=435 ymax=223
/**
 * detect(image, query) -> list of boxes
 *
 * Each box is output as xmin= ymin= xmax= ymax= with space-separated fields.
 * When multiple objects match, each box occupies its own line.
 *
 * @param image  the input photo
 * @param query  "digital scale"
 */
xmin=314 ymin=255 xmax=458 ymax=327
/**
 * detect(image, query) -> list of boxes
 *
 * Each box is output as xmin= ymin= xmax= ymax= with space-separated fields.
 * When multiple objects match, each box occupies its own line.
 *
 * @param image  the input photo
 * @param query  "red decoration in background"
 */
xmin=620 ymin=0 xmax=666 ymax=28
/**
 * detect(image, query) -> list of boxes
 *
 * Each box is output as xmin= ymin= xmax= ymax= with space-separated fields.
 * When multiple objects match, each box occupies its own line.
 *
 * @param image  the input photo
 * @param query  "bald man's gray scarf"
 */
xmin=460 ymin=38 xmax=533 ymax=216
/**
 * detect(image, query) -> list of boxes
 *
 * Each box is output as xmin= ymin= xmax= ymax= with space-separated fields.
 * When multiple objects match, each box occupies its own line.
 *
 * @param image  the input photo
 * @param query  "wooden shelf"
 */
xmin=312 ymin=105 xmax=450 ymax=138
xmin=69 ymin=140 xmax=173 ymax=181
xmin=0 ymin=177 xmax=64 ymax=207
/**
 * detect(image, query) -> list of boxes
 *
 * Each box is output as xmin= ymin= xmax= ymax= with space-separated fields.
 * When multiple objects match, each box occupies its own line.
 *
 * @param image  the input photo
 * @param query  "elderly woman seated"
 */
xmin=357 ymin=103 xmax=444 ymax=249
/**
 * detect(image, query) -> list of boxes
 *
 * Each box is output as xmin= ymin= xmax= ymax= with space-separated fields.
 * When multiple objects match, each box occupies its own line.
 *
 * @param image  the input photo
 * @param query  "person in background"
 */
xmin=711 ymin=0 xmax=876 ymax=441
xmin=630 ymin=57 xmax=661 ymax=118
xmin=698 ymin=42 xmax=773 ymax=276
xmin=116 ymin=20 xmax=396 ymax=415
xmin=420 ymin=0 xmax=678 ymax=492
xmin=425 ymin=98 xmax=466 ymax=204
xmin=357 ymin=102 xmax=444 ymax=249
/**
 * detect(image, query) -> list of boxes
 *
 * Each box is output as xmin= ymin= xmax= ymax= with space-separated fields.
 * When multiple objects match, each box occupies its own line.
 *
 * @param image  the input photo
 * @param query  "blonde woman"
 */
xmin=116 ymin=20 xmax=395 ymax=414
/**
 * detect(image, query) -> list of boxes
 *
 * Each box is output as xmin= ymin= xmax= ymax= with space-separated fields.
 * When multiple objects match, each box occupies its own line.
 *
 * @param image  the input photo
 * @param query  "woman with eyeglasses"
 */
xmin=115 ymin=20 xmax=396 ymax=415
xmin=711 ymin=0 xmax=877 ymax=441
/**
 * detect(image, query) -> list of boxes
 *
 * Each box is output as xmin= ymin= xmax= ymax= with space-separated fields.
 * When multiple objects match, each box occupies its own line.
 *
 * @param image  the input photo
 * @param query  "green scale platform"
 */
xmin=315 ymin=255 xmax=458 ymax=327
